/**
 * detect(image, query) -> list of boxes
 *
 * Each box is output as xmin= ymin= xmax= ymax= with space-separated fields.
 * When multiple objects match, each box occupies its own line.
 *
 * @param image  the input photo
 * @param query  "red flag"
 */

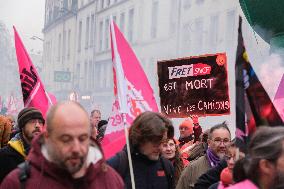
xmin=13 ymin=27 xmax=56 ymax=117
xmin=102 ymin=21 xmax=158 ymax=158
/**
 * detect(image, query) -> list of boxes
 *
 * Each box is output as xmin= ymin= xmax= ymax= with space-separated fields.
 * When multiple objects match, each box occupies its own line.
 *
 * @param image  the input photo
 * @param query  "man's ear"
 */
xmin=259 ymin=159 xmax=275 ymax=176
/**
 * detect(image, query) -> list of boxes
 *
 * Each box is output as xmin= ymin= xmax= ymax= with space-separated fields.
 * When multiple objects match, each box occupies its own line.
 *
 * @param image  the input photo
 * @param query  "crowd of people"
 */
xmin=0 ymin=101 xmax=284 ymax=189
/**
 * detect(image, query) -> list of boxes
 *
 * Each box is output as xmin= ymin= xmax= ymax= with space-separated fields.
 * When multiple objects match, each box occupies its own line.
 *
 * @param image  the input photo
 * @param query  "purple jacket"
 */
xmin=0 ymin=136 xmax=124 ymax=189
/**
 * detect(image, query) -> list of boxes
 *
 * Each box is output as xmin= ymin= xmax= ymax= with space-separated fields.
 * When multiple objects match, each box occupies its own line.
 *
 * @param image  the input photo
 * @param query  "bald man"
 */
xmin=1 ymin=101 xmax=124 ymax=189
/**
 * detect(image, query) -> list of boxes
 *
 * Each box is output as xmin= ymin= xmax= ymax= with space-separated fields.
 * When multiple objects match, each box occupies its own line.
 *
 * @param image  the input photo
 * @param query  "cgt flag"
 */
xmin=14 ymin=27 xmax=56 ymax=117
xmin=235 ymin=17 xmax=284 ymax=152
xmin=101 ymin=21 xmax=159 ymax=158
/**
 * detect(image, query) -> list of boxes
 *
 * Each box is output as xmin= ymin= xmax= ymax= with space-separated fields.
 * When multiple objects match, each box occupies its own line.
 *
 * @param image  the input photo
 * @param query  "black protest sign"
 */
xmin=157 ymin=53 xmax=230 ymax=118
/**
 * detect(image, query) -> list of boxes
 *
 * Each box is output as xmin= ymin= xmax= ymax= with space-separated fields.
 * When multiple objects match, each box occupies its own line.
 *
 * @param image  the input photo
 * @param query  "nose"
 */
xmin=71 ymin=139 xmax=82 ymax=153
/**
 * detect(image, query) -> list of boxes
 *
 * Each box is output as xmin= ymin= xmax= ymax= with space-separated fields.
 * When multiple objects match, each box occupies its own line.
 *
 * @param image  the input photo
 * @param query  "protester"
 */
xmin=90 ymin=109 xmax=101 ymax=128
xmin=178 ymin=118 xmax=195 ymax=150
xmin=90 ymin=109 xmax=101 ymax=140
xmin=0 ymin=115 xmax=12 ymax=148
xmin=195 ymin=142 xmax=245 ymax=189
xmin=0 ymin=107 xmax=44 ymax=183
xmin=0 ymin=101 xmax=124 ymax=189
xmin=191 ymin=115 xmax=203 ymax=143
xmin=160 ymin=138 xmax=189 ymax=187
xmin=176 ymin=122 xmax=231 ymax=189
xmin=226 ymin=126 xmax=284 ymax=189
xmin=107 ymin=111 xmax=175 ymax=189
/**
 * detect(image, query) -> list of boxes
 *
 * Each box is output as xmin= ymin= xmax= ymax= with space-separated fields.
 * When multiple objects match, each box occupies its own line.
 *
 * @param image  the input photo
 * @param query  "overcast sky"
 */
xmin=0 ymin=0 xmax=45 ymax=53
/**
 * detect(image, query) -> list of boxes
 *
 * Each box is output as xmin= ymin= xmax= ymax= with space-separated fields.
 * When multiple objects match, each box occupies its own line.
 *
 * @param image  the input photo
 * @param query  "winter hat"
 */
xmin=220 ymin=167 xmax=233 ymax=186
xmin=17 ymin=107 xmax=45 ymax=130
xmin=179 ymin=119 xmax=194 ymax=134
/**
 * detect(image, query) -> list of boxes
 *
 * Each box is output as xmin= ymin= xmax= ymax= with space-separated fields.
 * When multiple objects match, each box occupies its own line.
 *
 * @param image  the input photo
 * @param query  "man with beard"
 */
xmin=0 ymin=101 xmax=124 ymax=189
xmin=176 ymin=122 xmax=231 ymax=189
xmin=0 ymin=107 xmax=44 ymax=183
xmin=226 ymin=126 xmax=284 ymax=189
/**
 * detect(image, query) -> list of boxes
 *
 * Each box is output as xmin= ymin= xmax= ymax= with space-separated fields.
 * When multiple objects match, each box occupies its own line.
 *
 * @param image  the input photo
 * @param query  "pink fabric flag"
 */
xmin=13 ymin=27 xmax=56 ymax=117
xmin=274 ymin=74 xmax=284 ymax=121
xmin=102 ymin=21 xmax=158 ymax=159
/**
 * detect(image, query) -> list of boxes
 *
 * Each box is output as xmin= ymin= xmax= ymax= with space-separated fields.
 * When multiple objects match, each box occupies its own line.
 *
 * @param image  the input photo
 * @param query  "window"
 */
xmin=170 ymin=0 xmax=177 ymax=34
xmin=128 ymin=8 xmax=134 ymax=42
xmin=195 ymin=18 xmax=204 ymax=53
xmin=58 ymin=33 xmax=61 ymax=61
xmin=90 ymin=14 xmax=95 ymax=47
xmin=184 ymin=0 xmax=192 ymax=9
xmin=151 ymin=1 xmax=158 ymax=38
xmin=182 ymin=23 xmax=192 ymax=53
xmin=210 ymin=14 xmax=219 ymax=48
xmin=62 ymin=30 xmax=66 ymax=61
xmin=99 ymin=21 xmax=103 ymax=51
xmin=67 ymin=29 xmax=71 ymax=59
xmin=84 ymin=61 xmax=88 ymax=89
xmin=106 ymin=61 xmax=112 ymax=88
xmin=85 ymin=16 xmax=90 ymax=49
xmin=78 ymin=21 xmax=82 ymax=52
xmin=89 ymin=61 xmax=93 ymax=89
xmin=106 ymin=0 xmax=110 ymax=6
xmin=226 ymin=10 xmax=236 ymax=49
xmin=101 ymin=0 xmax=104 ymax=9
xmin=120 ymin=12 xmax=125 ymax=34
xmin=105 ymin=18 xmax=110 ymax=50
xmin=113 ymin=15 xmax=117 ymax=24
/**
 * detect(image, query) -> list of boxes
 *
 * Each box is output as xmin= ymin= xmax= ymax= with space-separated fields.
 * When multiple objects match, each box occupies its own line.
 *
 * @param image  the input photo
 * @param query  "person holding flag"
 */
xmin=107 ymin=111 xmax=175 ymax=189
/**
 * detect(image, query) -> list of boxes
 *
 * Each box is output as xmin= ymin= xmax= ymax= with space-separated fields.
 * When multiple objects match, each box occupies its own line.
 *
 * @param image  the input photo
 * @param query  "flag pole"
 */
xmin=122 ymin=113 xmax=136 ymax=189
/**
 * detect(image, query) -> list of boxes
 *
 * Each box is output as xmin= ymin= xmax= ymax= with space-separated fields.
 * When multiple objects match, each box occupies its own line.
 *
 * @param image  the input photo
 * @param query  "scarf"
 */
xmin=206 ymin=148 xmax=220 ymax=167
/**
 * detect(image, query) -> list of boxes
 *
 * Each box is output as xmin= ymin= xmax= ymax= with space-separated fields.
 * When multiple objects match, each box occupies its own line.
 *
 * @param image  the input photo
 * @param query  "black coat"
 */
xmin=0 ymin=145 xmax=25 ymax=183
xmin=194 ymin=159 xmax=227 ymax=189
xmin=107 ymin=147 xmax=174 ymax=189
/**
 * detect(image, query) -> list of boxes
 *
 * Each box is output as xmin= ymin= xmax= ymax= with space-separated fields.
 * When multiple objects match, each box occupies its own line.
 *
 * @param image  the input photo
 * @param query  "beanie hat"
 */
xmin=17 ymin=107 xmax=45 ymax=130
xmin=179 ymin=119 xmax=194 ymax=134
xmin=220 ymin=167 xmax=233 ymax=186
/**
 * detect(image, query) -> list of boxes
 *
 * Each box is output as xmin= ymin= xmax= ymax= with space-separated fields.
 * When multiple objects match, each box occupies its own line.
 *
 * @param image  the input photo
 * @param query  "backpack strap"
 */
xmin=160 ymin=157 xmax=174 ymax=189
xmin=18 ymin=161 xmax=30 ymax=189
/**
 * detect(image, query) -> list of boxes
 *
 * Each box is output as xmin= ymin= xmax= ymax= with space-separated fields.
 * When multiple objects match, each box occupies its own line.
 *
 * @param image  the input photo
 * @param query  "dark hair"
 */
xmin=233 ymin=126 xmax=284 ymax=185
xmin=129 ymin=111 xmax=174 ymax=148
xmin=208 ymin=122 xmax=231 ymax=139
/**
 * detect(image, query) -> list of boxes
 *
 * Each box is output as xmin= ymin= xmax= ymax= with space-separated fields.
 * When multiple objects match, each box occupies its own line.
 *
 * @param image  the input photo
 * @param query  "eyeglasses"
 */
xmin=212 ymin=138 xmax=231 ymax=146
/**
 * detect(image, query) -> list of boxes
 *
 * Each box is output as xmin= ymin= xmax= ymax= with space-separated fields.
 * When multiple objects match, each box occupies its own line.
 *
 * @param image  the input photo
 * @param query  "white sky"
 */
xmin=0 ymin=0 xmax=45 ymax=53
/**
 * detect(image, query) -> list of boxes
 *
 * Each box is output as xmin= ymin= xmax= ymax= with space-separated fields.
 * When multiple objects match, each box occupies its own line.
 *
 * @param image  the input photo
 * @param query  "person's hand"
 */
xmin=190 ymin=115 xmax=199 ymax=124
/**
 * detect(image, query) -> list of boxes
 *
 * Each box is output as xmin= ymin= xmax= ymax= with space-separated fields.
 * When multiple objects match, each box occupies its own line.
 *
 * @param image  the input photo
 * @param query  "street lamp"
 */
xmin=30 ymin=36 xmax=44 ymax=42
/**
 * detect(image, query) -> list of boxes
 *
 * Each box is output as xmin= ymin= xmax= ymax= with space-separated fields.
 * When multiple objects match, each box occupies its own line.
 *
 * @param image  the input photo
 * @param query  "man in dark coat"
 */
xmin=0 ymin=101 xmax=124 ymax=189
xmin=107 ymin=111 xmax=175 ymax=189
xmin=0 ymin=107 xmax=44 ymax=183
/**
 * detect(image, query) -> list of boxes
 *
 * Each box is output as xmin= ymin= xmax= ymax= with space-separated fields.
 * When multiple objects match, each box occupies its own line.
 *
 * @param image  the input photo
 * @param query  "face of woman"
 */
xmin=160 ymin=139 xmax=176 ymax=159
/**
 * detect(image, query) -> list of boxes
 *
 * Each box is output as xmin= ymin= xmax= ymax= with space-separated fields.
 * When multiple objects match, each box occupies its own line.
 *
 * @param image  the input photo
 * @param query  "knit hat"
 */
xmin=179 ymin=119 xmax=194 ymax=134
xmin=220 ymin=167 xmax=233 ymax=186
xmin=17 ymin=107 xmax=45 ymax=130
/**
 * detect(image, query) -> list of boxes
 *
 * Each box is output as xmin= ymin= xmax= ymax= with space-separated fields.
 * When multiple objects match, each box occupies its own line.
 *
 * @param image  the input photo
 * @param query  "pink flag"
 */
xmin=102 ymin=21 xmax=158 ymax=158
xmin=274 ymin=74 xmax=284 ymax=121
xmin=13 ymin=27 xmax=56 ymax=117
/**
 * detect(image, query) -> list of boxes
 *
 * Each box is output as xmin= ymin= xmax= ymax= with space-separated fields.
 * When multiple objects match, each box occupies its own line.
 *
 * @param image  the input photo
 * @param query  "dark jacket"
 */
xmin=0 ymin=133 xmax=28 ymax=183
xmin=194 ymin=159 xmax=227 ymax=189
xmin=107 ymin=147 xmax=174 ymax=189
xmin=0 ymin=135 xmax=124 ymax=189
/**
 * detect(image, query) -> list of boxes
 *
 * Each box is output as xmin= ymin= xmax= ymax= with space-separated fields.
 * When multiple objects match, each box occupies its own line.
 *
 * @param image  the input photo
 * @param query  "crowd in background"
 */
xmin=0 ymin=102 xmax=284 ymax=189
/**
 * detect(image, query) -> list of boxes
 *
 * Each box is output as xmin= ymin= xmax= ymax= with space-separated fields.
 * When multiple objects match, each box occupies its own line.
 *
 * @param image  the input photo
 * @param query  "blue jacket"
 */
xmin=107 ymin=147 xmax=174 ymax=189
